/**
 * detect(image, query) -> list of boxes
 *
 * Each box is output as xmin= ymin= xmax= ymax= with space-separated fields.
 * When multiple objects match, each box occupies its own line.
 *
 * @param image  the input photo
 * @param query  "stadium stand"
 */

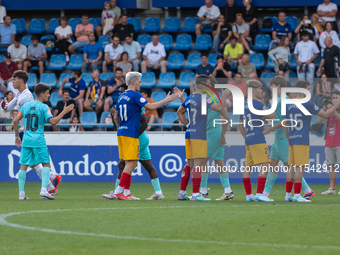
xmin=66 ymin=54 xmax=84 ymax=70
xmin=127 ymin=17 xmax=142 ymax=33
xmin=12 ymin=18 xmax=26 ymax=34
xmin=159 ymin=34 xmax=173 ymax=51
xmin=46 ymin=18 xmax=60 ymax=34
xmin=99 ymin=112 xmax=114 ymax=129
xmin=68 ymin=18 xmax=82 ymax=32
xmin=162 ymin=17 xmax=181 ymax=33
xmin=141 ymin=72 xmax=156 ymax=89
xmin=137 ymin=35 xmax=152 ymax=50
xmin=142 ymin=17 xmax=161 ymax=33
xmin=80 ymin=112 xmax=97 ymax=129
xmin=27 ymin=18 xmax=46 ymax=34
xmin=156 ymin=72 xmax=176 ymax=89
xmin=167 ymin=53 xmax=185 ymax=70
xmin=186 ymin=53 xmax=201 ymax=70
xmin=151 ymin=91 xmax=167 ymax=108
xmin=40 ymin=73 xmax=57 ymax=89
xmin=47 ymin=54 xmax=66 ymax=71
xmin=177 ymin=72 xmax=195 ymax=89
xmin=27 ymin=73 xmax=37 ymax=90
xmin=173 ymin=34 xmax=192 ymax=51
xmin=193 ymin=35 xmax=212 ymax=51
xmin=162 ymin=111 xmax=178 ymax=130
xmin=181 ymin=17 xmax=199 ymax=33
xmin=57 ymin=73 xmax=72 ymax=89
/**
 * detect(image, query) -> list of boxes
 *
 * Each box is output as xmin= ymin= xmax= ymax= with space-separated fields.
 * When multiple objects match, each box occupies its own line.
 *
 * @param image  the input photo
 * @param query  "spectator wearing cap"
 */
xmin=81 ymin=32 xmax=103 ymax=73
xmin=141 ymin=34 xmax=167 ymax=73
xmin=269 ymin=11 xmax=293 ymax=50
xmin=0 ymin=0 xmax=6 ymax=24
xmin=68 ymin=14 xmax=93 ymax=55
xmin=196 ymin=0 xmax=221 ymax=36
xmin=0 ymin=15 xmax=16 ymax=48
xmin=123 ymin=35 xmax=141 ymax=71
xmin=232 ymin=13 xmax=254 ymax=54
xmin=0 ymin=52 xmax=18 ymax=85
xmin=7 ymin=35 xmax=27 ymax=70
xmin=55 ymin=16 xmax=73 ymax=63
xmin=102 ymin=35 xmax=123 ymax=73
xmin=23 ymin=35 xmax=47 ymax=77
xmin=96 ymin=1 xmax=116 ymax=38
xmin=317 ymin=0 xmax=338 ymax=31
xmin=110 ymin=13 xmax=134 ymax=44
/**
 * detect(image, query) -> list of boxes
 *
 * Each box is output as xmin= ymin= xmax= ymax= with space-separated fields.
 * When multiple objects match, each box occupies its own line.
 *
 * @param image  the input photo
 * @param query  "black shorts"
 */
xmin=29 ymin=60 xmax=44 ymax=67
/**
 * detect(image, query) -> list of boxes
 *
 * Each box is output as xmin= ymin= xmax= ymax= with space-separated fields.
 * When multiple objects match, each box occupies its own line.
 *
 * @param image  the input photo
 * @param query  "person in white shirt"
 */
xmin=0 ymin=0 xmax=6 ymax=24
xmin=7 ymin=35 xmax=27 ymax=70
xmin=317 ymin=0 xmax=338 ymax=30
xmin=319 ymin=21 xmax=339 ymax=57
xmin=54 ymin=17 xmax=73 ymax=63
xmin=196 ymin=0 xmax=220 ymax=36
xmin=141 ymin=34 xmax=167 ymax=73
xmin=103 ymin=35 xmax=123 ymax=73
xmin=294 ymin=30 xmax=320 ymax=86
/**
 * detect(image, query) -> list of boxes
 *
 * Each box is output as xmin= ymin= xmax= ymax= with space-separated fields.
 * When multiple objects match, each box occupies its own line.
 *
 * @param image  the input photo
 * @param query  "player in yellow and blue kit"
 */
xmin=13 ymin=83 xmax=74 ymax=200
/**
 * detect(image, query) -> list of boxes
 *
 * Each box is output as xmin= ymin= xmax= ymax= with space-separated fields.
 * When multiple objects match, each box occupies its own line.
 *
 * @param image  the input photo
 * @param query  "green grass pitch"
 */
xmin=0 ymin=182 xmax=339 ymax=255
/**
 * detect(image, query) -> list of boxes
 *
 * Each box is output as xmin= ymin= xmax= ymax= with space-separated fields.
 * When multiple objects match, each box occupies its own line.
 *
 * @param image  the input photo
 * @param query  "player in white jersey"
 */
xmin=1 ymin=71 xmax=62 ymax=197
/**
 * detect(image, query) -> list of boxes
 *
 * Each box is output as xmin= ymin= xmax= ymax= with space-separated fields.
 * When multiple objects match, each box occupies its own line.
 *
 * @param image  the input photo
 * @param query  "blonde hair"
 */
xmin=246 ymin=79 xmax=262 ymax=89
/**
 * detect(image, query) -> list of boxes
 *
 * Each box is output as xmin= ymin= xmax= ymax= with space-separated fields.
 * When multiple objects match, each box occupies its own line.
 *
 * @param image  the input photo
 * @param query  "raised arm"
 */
xmin=49 ymin=104 xmax=74 ymax=126
xmin=144 ymin=92 xmax=178 ymax=111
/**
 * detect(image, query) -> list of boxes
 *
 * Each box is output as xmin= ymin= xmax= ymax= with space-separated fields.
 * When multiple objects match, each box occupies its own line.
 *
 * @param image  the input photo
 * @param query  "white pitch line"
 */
xmin=1 ymin=206 xmax=340 ymax=250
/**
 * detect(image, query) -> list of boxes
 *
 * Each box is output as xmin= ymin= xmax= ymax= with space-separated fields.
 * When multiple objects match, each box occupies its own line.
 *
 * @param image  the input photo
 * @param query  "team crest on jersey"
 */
xmin=140 ymin=98 xmax=146 ymax=103
xmin=47 ymin=109 xmax=52 ymax=115
xmin=314 ymin=105 xmax=319 ymax=111
xmin=207 ymin=98 xmax=212 ymax=104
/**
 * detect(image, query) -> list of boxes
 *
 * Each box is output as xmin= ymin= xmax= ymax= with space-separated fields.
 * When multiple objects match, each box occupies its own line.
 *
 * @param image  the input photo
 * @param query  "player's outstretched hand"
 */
xmin=262 ymin=126 xmax=272 ymax=135
xmin=173 ymin=87 xmax=185 ymax=99
xmin=15 ymin=136 xmax=21 ymax=148
xmin=63 ymin=102 xmax=75 ymax=113
xmin=166 ymin=91 xmax=178 ymax=102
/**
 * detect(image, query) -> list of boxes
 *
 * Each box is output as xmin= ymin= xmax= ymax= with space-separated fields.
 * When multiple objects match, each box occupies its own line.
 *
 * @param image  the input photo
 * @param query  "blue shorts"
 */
xmin=19 ymin=147 xmax=50 ymax=166
xmin=207 ymin=128 xmax=224 ymax=160
xmin=139 ymin=133 xmax=151 ymax=161
xmin=108 ymin=94 xmax=119 ymax=106
xmin=72 ymin=41 xmax=89 ymax=50
xmin=270 ymin=141 xmax=289 ymax=163
xmin=201 ymin=23 xmax=213 ymax=29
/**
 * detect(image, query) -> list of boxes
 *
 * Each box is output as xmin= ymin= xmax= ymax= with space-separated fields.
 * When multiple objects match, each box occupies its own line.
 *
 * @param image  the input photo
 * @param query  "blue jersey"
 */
xmin=108 ymin=77 xmax=125 ymax=96
xmin=89 ymin=79 xmax=102 ymax=101
xmin=19 ymin=100 xmax=53 ymax=148
xmin=115 ymin=90 xmax=149 ymax=138
xmin=182 ymin=92 xmax=213 ymax=140
xmin=284 ymin=101 xmax=321 ymax=145
xmin=272 ymin=22 xmax=292 ymax=39
xmin=241 ymin=99 xmax=267 ymax=146
xmin=69 ymin=78 xmax=86 ymax=99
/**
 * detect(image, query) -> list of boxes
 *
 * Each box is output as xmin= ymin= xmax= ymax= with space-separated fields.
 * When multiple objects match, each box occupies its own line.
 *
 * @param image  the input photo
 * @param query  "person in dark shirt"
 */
xmin=295 ymin=14 xmax=316 ymax=43
xmin=317 ymin=36 xmax=340 ymax=79
xmin=223 ymin=0 xmax=241 ymax=25
xmin=241 ymin=0 xmax=258 ymax=41
xmin=190 ymin=52 xmax=214 ymax=93
xmin=53 ymin=90 xmax=76 ymax=131
xmin=212 ymin=15 xmax=232 ymax=52
xmin=111 ymin=13 xmax=134 ymax=44
xmin=212 ymin=55 xmax=232 ymax=80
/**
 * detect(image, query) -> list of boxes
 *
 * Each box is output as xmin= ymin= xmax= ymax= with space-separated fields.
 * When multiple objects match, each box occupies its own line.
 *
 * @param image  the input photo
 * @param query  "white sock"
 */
xmin=200 ymin=187 xmax=207 ymax=194
xmin=256 ymin=193 xmax=262 ymax=196
xmin=50 ymin=172 xmax=56 ymax=181
xmin=19 ymin=191 xmax=25 ymax=197
xmin=155 ymin=191 xmax=162 ymax=195
xmin=115 ymin=186 xmax=123 ymax=194
xmin=246 ymin=194 xmax=253 ymax=198
xmin=192 ymin=192 xmax=199 ymax=197
xmin=294 ymin=193 xmax=300 ymax=198
xmin=304 ymin=187 xmax=312 ymax=194
xmin=286 ymin=192 xmax=291 ymax=196
xmin=47 ymin=182 xmax=54 ymax=191
xmin=224 ymin=187 xmax=232 ymax=194
xmin=33 ymin=164 xmax=43 ymax=180
xmin=41 ymin=187 xmax=47 ymax=193
xmin=180 ymin=190 xmax=186 ymax=195
xmin=263 ymin=191 xmax=269 ymax=197
xmin=124 ymin=189 xmax=130 ymax=196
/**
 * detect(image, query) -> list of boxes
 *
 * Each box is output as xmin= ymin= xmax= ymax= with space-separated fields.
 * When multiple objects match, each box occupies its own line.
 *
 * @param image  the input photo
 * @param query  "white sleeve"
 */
xmin=313 ymin=42 xmax=320 ymax=54
xmin=160 ymin=44 xmax=166 ymax=57
xmin=143 ymin=44 xmax=149 ymax=56
xmin=197 ymin=6 xmax=205 ymax=17
xmin=317 ymin=4 xmax=322 ymax=11
xmin=20 ymin=46 xmax=27 ymax=60
xmin=54 ymin=26 xmax=60 ymax=35
xmin=118 ymin=45 xmax=123 ymax=54
xmin=332 ymin=3 xmax=338 ymax=11
xmin=333 ymin=32 xmax=339 ymax=45
xmin=213 ymin=6 xmax=221 ymax=18
xmin=319 ymin=33 xmax=325 ymax=48
xmin=293 ymin=43 xmax=299 ymax=55
xmin=7 ymin=97 xmax=18 ymax=111
xmin=67 ymin=26 xmax=73 ymax=35
xmin=104 ymin=44 xmax=110 ymax=53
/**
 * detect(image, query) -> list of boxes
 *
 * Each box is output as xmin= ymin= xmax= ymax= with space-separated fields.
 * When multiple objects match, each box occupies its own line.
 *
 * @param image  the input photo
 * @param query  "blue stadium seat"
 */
xmin=58 ymin=73 xmax=72 ymax=89
xmin=315 ymin=54 xmax=322 ymax=68
xmin=142 ymin=17 xmax=161 ymax=33
xmin=289 ymin=72 xmax=297 ymax=78
xmin=98 ymin=36 xmax=111 ymax=49
xmin=27 ymin=73 xmax=37 ymax=90
xmin=12 ymin=18 xmax=26 ymax=34
xmin=162 ymin=17 xmax=181 ymax=32
xmin=27 ymin=19 xmax=46 ymax=34
xmin=338 ymin=34 xmax=340 ymax=41
xmin=66 ymin=54 xmax=84 ymax=70
xmin=100 ymin=72 xmax=114 ymax=81
xmin=89 ymin=18 xmax=101 ymax=31
xmin=186 ymin=53 xmax=201 ymax=70
xmin=156 ymin=72 xmax=176 ymax=89
xmin=81 ymin=73 xmax=92 ymax=87
xmin=177 ymin=72 xmax=195 ymax=89
xmin=208 ymin=53 xmax=222 ymax=66
xmin=181 ymin=17 xmax=199 ymax=33
xmin=159 ymin=34 xmax=173 ymax=51
xmin=141 ymin=72 xmax=156 ymax=89
xmin=40 ymin=73 xmax=57 ymax=89
xmin=151 ymin=91 xmax=167 ymax=108
xmin=50 ymin=92 xmax=63 ymax=108
xmin=21 ymin=36 xmax=32 ymax=46
xmin=40 ymin=35 xmax=56 ymax=52
xmin=32 ymin=93 xmax=36 ymax=99
xmin=162 ymin=112 xmax=178 ymax=129
xmin=286 ymin=16 xmax=298 ymax=31
xmin=68 ymin=18 xmax=82 ymax=32
xmin=289 ymin=53 xmax=297 ymax=69
xmin=261 ymin=72 xmax=276 ymax=88
xmin=168 ymin=92 xmax=188 ymax=108
xmin=250 ymin=53 xmax=265 ymax=69
xmin=81 ymin=112 xmax=97 ymax=129
xmin=252 ymin=34 xmax=271 ymax=51
xmin=127 ymin=17 xmax=142 ymax=33
xmin=193 ymin=35 xmax=212 ymax=51
xmin=46 ymin=18 xmax=59 ymax=34
xmin=137 ymin=35 xmax=152 ymax=50
xmin=265 ymin=57 xmax=275 ymax=70
xmin=228 ymin=112 xmax=242 ymax=131
xmin=173 ymin=34 xmax=192 ymax=51
xmin=0 ymin=55 xmax=3 ymax=62
xmin=47 ymin=54 xmax=66 ymax=70
xmin=167 ymin=53 xmax=185 ymax=70
xmin=99 ymin=112 xmax=114 ymax=129
xmin=260 ymin=16 xmax=278 ymax=33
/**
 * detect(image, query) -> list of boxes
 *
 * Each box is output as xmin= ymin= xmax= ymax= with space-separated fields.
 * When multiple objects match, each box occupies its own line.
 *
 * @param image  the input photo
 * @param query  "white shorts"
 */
xmin=325 ymin=147 xmax=340 ymax=165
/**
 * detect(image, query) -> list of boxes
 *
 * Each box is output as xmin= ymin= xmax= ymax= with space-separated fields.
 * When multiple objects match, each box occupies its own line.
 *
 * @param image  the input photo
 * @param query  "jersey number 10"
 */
xmin=24 ymin=114 xmax=39 ymax=131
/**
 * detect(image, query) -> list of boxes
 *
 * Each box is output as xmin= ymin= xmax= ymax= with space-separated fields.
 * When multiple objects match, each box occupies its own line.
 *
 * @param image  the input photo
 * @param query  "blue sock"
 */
xmin=42 ymin=167 xmax=50 ymax=188
xmin=219 ymin=173 xmax=230 ymax=188
xmin=263 ymin=172 xmax=277 ymax=194
xmin=302 ymin=178 xmax=311 ymax=192
xmin=201 ymin=173 xmax=209 ymax=188
xmin=151 ymin=178 xmax=162 ymax=194
xmin=18 ymin=170 xmax=26 ymax=191
xmin=115 ymin=179 xmax=120 ymax=190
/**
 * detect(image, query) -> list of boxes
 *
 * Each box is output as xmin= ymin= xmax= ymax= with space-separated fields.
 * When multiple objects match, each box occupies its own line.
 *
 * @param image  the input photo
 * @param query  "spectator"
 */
xmin=294 ymin=30 xmax=320 ymax=86
xmin=5 ymin=109 xmax=18 ymax=132
xmin=123 ymin=35 xmax=142 ymax=71
xmin=0 ymin=0 xmax=6 ymax=24
xmin=248 ymin=72 xmax=267 ymax=105
xmin=223 ymin=35 xmax=243 ymax=66
xmin=196 ymin=0 xmax=220 ymax=36
xmin=269 ymin=12 xmax=292 ymax=50
xmin=0 ymin=53 xmax=18 ymax=85
xmin=232 ymin=14 xmax=253 ymax=54
xmin=52 ymin=90 xmax=76 ymax=131
xmin=110 ymin=0 xmax=121 ymax=25
xmin=196 ymin=52 xmax=214 ymax=77
xmin=81 ymin=33 xmax=103 ymax=73
xmin=319 ymin=21 xmax=339 ymax=57
xmin=317 ymin=37 xmax=340 ymax=79
xmin=103 ymin=67 xmax=125 ymax=112
xmin=223 ymin=0 xmax=241 ymax=26
xmin=0 ymin=16 xmax=15 ymax=48
xmin=116 ymin=51 xmax=132 ymax=75
xmin=103 ymin=35 xmax=123 ymax=73
xmin=23 ymin=35 xmax=47 ymax=77
xmin=317 ymin=0 xmax=338 ymax=31
xmin=7 ymin=35 xmax=26 ymax=70
xmin=241 ymin=0 xmax=258 ymax=41
xmin=111 ymin=13 xmax=134 ymax=44
xmin=333 ymin=77 xmax=340 ymax=91
xmin=211 ymin=55 xmax=232 ymax=80
xmin=69 ymin=116 xmax=84 ymax=132
xmin=0 ymin=91 xmax=14 ymax=122
xmin=226 ymin=72 xmax=246 ymax=108
xmin=277 ymin=70 xmax=292 ymax=87
xmin=315 ymin=74 xmax=332 ymax=107
xmin=212 ymin=15 xmax=232 ymax=52
xmin=268 ymin=36 xmax=290 ymax=80
xmin=295 ymin=14 xmax=316 ymax=43
xmin=68 ymin=14 xmax=93 ymax=54
xmin=311 ymin=13 xmax=326 ymax=42
xmin=96 ymin=1 xmax=115 ymax=37
xmin=140 ymin=89 xmax=159 ymax=131
xmin=84 ymin=70 xmax=106 ymax=115
xmin=141 ymin=34 xmax=166 ymax=73
xmin=58 ymin=70 xmax=86 ymax=118
xmin=237 ymin=54 xmax=256 ymax=78
xmin=55 ymin=16 xmax=73 ymax=63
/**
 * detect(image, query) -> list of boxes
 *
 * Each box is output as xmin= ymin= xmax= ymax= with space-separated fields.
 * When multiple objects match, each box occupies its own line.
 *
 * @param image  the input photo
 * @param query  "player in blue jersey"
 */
xmin=262 ymin=77 xmax=315 ymax=200
xmin=282 ymin=80 xmax=340 ymax=202
xmin=238 ymin=79 xmax=276 ymax=202
xmin=177 ymin=75 xmax=229 ymax=201
xmin=13 ymin=83 xmax=74 ymax=200
xmin=111 ymin=72 xmax=178 ymax=200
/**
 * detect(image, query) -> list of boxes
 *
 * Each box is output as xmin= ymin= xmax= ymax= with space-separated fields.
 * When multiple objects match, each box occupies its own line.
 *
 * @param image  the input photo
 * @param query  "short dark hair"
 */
xmin=13 ymin=70 xmax=29 ymax=84
xmin=121 ymin=13 xmax=128 ymax=18
xmin=14 ymin=35 xmax=22 ymax=42
xmin=73 ymin=70 xmax=82 ymax=77
xmin=31 ymin=35 xmax=39 ymax=41
xmin=115 ymin=67 xmax=123 ymax=73
xmin=201 ymin=52 xmax=208 ymax=58
xmin=229 ymin=36 xmax=237 ymax=41
xmin=112 ymin=35 xmax=120 ymax=40
xmin=34 ymin=83 xmax=51 ymax=97
xmin=3 ymin=15 xmax=10 ymax=21
xmin=234 ymin=72 xmax=243 ymax=77
xmin=269 ymin=76 xmax=287 ymax=87
xmin=125 ymin=35 xmax=132 ymax=39
xmin=120 ymin=83 xmax=128 ymax=91
xmin=62 ymin=90 xmax=70 ymax=95
xmin=216 ymin=55 xmax=223 ymax=61
xmin=82 ymin=14 xmax=89 ymax=18
xmin=295 ymin=80 xmax=310 ymax=88
xmin=5 ymin=91 xmax=13 ymax=97
xmin=121 ymin=51 xmax=129 ymax=58
xmin=140 ymin=89 xmax=148 ymax=95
